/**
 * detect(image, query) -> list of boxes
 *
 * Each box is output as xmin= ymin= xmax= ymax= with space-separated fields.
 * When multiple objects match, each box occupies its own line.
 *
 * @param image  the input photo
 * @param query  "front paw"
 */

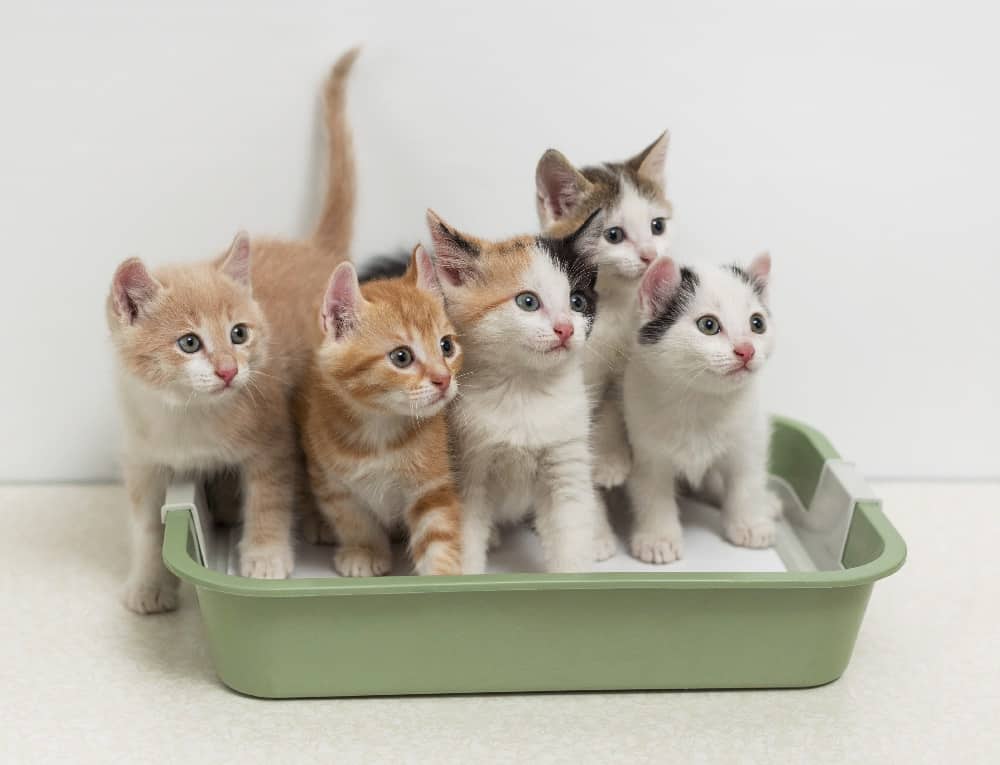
xmin=122 ymin=579 xmax=179 ymax=614
xmin=724 ymin=516 xmax=777 ymax=548
xmin=630 ymin=531 xmax=683 ymax=564
xmin=594 ymin=528 xmax=618 ymax=561
xmin=240 ymin=543 xmax=293 ymax=579
xmin=592 ymin=451 xmax=632 ymax=489
xmin=333 ymin=546 xmax=391 ymax=577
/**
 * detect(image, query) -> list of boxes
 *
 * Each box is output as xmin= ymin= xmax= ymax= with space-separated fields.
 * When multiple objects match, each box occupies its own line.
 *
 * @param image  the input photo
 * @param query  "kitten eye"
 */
xmin=570 ymin=292 xmax=590 ymax=313
xmin=604 ymin=227 xmax=625 ymax=244
xmin=440 ymin=336 xmax=456 ymax=357
xmin=388 ymin=347 xmax=414 ymax=368
xmin=230 ymin=323 xmax=249 ymax=345
xmin=515 ymin=292 xmax=541 ymax=311
xmin=177 ymin=333 xmax=201 ymax=353
xmin=750 ymin=313 xmax=767 ymax=334
xmin=696 ymin=315 xmax=721 ymax=335
xmin=651 ymin=217 xmax=667 ymax=236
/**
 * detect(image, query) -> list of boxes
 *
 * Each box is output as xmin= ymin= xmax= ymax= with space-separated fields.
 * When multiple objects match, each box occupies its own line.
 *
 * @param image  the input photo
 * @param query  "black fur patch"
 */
xmin=727 ymin=264 xmax=765 ymax=296
xmin=638 ymin=267 xmax=700 ymax=345
xmin=357 ymin=251 xmax=411 ymax=283
xmin=537 ymin=209 xmax=601 ymax=334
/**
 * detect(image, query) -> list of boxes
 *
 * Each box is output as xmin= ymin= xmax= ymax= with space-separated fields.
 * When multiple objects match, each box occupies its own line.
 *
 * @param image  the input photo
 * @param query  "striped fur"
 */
xmin=296 ymin=247 xmax=463 ymax=576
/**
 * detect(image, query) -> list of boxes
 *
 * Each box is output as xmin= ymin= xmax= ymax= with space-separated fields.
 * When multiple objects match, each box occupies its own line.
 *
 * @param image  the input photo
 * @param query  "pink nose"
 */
xmin=429 ymin=372 xmax=451 ymax=390
xmin=733 ymin=343 xmax=755 ymax=364
xmin=215 ymin=366 xmax=237 ymax=385
xmin=638 ymin=246 xmax=656 ymax=264
xmin=553 ymin=321 xmax=575 ymax=342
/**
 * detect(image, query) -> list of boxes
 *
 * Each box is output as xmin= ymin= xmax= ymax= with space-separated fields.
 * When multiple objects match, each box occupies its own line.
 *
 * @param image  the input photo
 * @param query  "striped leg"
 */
xmin=406 ymin=481 xmax=462 ymax=575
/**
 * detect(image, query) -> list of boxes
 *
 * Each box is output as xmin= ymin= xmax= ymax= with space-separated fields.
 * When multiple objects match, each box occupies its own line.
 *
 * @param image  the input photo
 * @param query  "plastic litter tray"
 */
xmin=161 ymin=416 xmax=906 ymax=698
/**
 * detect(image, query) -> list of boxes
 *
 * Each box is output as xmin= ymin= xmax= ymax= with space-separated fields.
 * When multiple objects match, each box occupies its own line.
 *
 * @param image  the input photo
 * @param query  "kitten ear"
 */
xmin=638 ymin=256 xmax=681 ymax=317
xmin=220 ymin=230 xmax=252 ymax=288
xmin=627 ymin=130 xmax=670 ymax=186
xmin=320 ymin=262 xmax=364 ymax=340
xmin=747 ymin=251 xmax=771 ymax=292
xmin=535 ymin=149 xmax=594 ymax=226
xmin=110 ymin=257 xmax=161 ymax=324
xmin=409 ymin=244 xmax=442 ymax=297
xmin=425 ymin=209 xmax=480 ymax=286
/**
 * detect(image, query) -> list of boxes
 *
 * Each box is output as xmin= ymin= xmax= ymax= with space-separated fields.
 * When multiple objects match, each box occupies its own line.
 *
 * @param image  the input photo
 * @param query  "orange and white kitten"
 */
xmin=108 ymin=49 xmax=359 ymax=613
xmin=296 ymin=247 xmax=463 ymax=576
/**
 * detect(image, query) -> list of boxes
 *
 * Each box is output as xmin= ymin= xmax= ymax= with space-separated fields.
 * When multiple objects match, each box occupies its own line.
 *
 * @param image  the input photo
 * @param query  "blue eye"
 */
xmin=696 ymin=315 xmax=721 ymax=335
xmin=230 ymin=324 xmax=249 ymax=344
xmin=389 ymin=347 xmax=414 ymax=368
xmin=604 ymin=227 xmax=624 ymax=244
xmin=750 ymin=313 xmax=766 ymax=333
xmin=440 ymin=336 xmax=456 ymax=357
xmin=515 ymin=292 xmax=541 ymax=311
xmin=570 ymin=292 xmax=589 ymax=313
xmin=178 ymin=334 xmax=201 ymax=353
xmin=651 ymin=217 xmax=667 ymax=235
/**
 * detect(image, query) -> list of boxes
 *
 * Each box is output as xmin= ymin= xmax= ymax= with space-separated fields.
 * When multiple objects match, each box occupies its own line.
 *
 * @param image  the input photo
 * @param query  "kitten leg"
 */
xmin=460 ymin=482 xmax=493 ymax=575
xmin=122 ymin=462 xmax=179 ymax=614
xmin=718 ymin=455 xmax=778 ymax=549
xmin=534 ymin=437 xmax=598 ymax=572
xmin=406 ymin=481 xmax=462 ymax=575
xmin=591 ymin=397 xmax=632 ymax=489
xmin=238 ymin=447 xmax=296 ymax=579
xmin=327 ymin=499 xmax=392 ymax=577
xmin=626 ymin=455 xmax=683 ymax=564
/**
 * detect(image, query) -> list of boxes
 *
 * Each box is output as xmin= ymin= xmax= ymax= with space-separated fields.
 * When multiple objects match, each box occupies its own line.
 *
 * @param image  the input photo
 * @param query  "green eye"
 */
xmin=440 ymin=336 xmax=456 ymax=357
xmin=604 ymin=227 xmax=625 ymax=244
xmin=651 ymin=217 xmax=667 ymax=235
xmin=389 ymin=347 xmax=414 ymax=368
xmin=750 ymin=313 xmax=767 ymax=334
xmin=696 ymin=315 xmax=721 ymax=335
xmin=515 ymin=292 xmax=541 ymax=311
xmin=570 ymin=292 xmax=589 ymax=313
xmin=178 ymin=333 xmax=201 ymax=353
xmin=230 ymin=324 xmax=249 ymax=344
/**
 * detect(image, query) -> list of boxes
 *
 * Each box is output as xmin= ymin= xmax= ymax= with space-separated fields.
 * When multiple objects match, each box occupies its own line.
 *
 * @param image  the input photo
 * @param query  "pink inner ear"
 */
xmin=221 ymin=232 xmax=252 ymax=287
xmin=748 ymin=251 xmax=771 ymax=285
xmin=112 ymin=259 xmax=159 ymax=323
xmin=413 ymin=245 xmax=442 ymax=296
xmin=639 ymin=256 xmax=681 ymax=314
xmin=321 ymin=264 xmax=361 ymax=339
xmin=536 ymin=153 xmax=584 ymax=221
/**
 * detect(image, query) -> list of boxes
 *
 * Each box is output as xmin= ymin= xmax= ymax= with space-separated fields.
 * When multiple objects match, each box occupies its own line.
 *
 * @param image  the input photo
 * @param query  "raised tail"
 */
xmin=313 ymin=46 xmax=360 ymax=259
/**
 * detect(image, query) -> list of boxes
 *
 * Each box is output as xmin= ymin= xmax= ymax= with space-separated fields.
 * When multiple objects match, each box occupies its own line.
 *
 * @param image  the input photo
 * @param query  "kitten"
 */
xmin=426 ymin=209 xmax=616 ymax=573
xmin=108 ymin=49 xmax=359 ymax=613
xmin=535 ymin=133 xmax=672 ymax=489
xmin=622 ymin=254 xmax=781 ymax=564
xmin=295 ymin=247 xmax=463 ymax=576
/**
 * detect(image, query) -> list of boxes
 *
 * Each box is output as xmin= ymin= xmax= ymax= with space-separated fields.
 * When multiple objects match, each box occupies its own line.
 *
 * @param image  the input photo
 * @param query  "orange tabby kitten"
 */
xmin=108 ymin=49 xmax=358 ymax=613
xmin=296 ymin=246 xmax=463 ymax=576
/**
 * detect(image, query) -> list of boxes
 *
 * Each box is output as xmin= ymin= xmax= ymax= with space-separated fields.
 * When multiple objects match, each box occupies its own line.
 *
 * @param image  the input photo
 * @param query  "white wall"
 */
xmin=1 ymin=0 xmax=997 ymax=481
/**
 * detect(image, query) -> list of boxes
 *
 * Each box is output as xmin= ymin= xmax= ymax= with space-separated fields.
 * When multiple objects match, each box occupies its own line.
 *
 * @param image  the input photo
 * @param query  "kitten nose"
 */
xmin=215 ymin=366 xmax=238 ymax=385
xmin=553 ymin=321 xmax=575 ymax=342
xmin=638 ymin=245 xmax=657 ymax=264
xmin=733 ymin=343 xmax=755 ymax=364
xmin=429 ymin=372 xmax=451 ymax=390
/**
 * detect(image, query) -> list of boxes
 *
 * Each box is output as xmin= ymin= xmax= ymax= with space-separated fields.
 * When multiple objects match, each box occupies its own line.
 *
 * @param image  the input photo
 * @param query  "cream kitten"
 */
xmin=108 ymin=50 xmax=358 ymax=613
xmin=623 ymin=254 xmax=781 ymax=564
xmin=426 ymin=209 xmax=616 ymax=573
xmin=535 ymin=133 xmax=672 ymax=489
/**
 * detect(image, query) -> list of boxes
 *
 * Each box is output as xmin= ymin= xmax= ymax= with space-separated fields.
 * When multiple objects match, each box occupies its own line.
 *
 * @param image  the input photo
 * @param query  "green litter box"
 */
xmin=160 ymin=416 xmax=906 ymax=698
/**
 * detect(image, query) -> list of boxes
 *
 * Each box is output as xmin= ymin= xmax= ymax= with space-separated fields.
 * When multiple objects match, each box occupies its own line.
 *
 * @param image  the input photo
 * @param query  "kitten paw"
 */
xmin=592 ymin=452 xmax=632 ymax=489
xmin=240 ymin=544 xmax=293 ymax=579
xmin=301 ymin=514 xmax=338 ymax=545
xmin=122 ymin=580 xmax=179 ymax=614
xmin=724 ymin=517 xmax=777 ymax=548
xmin=333 ymin=546 xmax=391 ymax=577
xmin=594 ymin=528 xmax=618 ymax=561
xmin=630 ymin=532 xmax=683 ymax=564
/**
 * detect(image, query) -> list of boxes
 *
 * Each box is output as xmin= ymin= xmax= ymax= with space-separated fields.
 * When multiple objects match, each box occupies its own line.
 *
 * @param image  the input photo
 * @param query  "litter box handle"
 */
xmin=160 ymin=482 xmax=211 ymax=567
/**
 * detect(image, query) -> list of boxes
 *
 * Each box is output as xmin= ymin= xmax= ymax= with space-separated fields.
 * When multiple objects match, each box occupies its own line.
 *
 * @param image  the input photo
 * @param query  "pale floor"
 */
xmin=1 ymin=482 xmax=997 ymax=764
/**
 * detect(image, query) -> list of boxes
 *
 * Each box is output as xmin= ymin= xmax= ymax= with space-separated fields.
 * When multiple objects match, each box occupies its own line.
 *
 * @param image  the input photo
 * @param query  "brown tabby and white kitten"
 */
xmin=108 ymin=49 xmax=359 ymax=613
xmin=295 ymin=247 xmax=463 ymax=576
xmin=535 ymin=133 xmax=672 ymax=489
